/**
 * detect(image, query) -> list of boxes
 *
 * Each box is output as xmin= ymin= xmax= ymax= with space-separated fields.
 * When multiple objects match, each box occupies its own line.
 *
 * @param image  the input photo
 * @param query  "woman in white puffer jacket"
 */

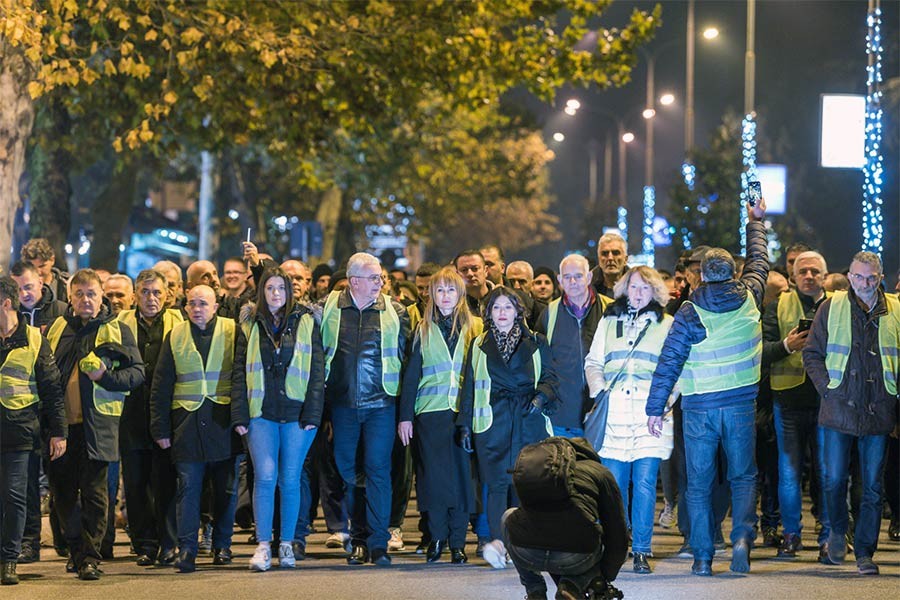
xmin=584 ymin=265 xmax=677 ymax=576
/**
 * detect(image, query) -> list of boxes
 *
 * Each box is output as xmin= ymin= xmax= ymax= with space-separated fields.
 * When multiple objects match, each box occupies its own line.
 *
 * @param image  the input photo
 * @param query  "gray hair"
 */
xmin=506 ymin=260 xmax=534 ymax=280
xmin=559 ymin=253 xmax=590 ymax=275
xmin=851 ymin=251 xmax=882 ymax=274
xmin=701 ymin=248 xmax=736 ymax=283
xmin=792 ymin=251 xmax=828 ymax=276
xmin=105 ymin=273 xmax=133 ymax=289
xmin=347 ymin=252 xmax=381 ymax=276
xmin=598 ymin=232 xmax=626 ymax=249
xmin=135 ymin=269 xmax=167 ymax=289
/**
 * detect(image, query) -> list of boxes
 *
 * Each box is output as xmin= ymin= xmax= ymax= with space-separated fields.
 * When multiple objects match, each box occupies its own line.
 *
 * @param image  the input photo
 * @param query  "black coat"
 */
xmin=119 ymin=312 xmax=168 ymax=451
xmin=231 ymin=305 xmax=326 ymax=429
xmin=0 ymin=318 xmax=67 ymax=452
xmin=50 ymin=307 xmax=145 ymax=461
xmin=150 ymin=316 xmax=245 ymax=462
xmin=317 ymin=291 xmax=410 ymax=411
xmin=505 ymin=437 xmax=628 ymax=582
xmin=803 ymin=288 xmax=899 ymax=437
xmin=19 ymin=284 xmax=68 ymax=334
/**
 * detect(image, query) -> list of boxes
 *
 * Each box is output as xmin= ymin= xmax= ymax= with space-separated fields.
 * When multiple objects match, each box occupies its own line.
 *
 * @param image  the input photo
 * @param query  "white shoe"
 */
xmin=388 ymin=527 xmax=405 ymax=551
xmin=249 ymin=544 xmax=271 ymax=572
xmin=658 ymin=500 xmax=676 ymax=529
xmin=325 ymin=532 xmax=350 ymax=549
xmin=482 ymin=540 xmax=507 ymax=569
xmin=277 ymin=542 xmax=295 ymax=569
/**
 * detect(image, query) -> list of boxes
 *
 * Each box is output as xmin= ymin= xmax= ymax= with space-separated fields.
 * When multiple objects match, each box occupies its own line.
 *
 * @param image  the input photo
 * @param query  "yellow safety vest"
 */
xmin=598 ymin=314 xmax=673 ymax=396
xmin=170 ymin=317 xmax=235 ymax=411
xmin=680 ymin=294 xmax=762 ymax=396
xmin=545 ymin=294 xmax=612 ymax=345
xmin=46 ymin=316 xmax=127 ymax=417
xmin=470 ymin=332 xmax=553 ymax=436
xmin=0 ymin=325 xmax=43 ymax=410
xmin=117 ymin=308 xmax=183 ymax=343
xmin=243 ymin=313 xmax=315 ymax=419
xmin=407 ymin=304 xmax=422 ymax=332
xmin=321 ymin=291 xmax=402 ymax=396
xmin=771 ymin=290 xmax=831 ymax=390
xmin=415 ymin=317 xmax=483 ymax=415
xmin=824 ymin=291 xmax=900 ymax=395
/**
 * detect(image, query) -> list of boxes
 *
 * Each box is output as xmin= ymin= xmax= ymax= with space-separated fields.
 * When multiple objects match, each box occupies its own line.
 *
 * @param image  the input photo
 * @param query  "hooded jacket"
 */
xmin=19 ymin=283 xmax=68 ymax=334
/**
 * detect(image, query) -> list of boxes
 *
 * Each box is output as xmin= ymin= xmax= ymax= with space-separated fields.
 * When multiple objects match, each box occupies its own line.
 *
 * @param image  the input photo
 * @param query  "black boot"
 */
xmin=0 ymin=562 xmax=18 ymax=585
xmin=450 ymin=547 xmax=468 ymax=564
xmin=174 ymin=550 xmax=196 ymax=573
xmin=426 ymin=540 xmax=446 ymax=563
xmin=632 ymin=551 xmax=651 ymax=574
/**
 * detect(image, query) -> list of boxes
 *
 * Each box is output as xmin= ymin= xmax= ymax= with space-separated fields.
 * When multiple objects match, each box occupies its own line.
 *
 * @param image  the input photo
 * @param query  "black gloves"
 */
xmin=524 ymin=393 xmax=557 ymax=417
xmin=456 ymin=426 xmax=473 ymax=454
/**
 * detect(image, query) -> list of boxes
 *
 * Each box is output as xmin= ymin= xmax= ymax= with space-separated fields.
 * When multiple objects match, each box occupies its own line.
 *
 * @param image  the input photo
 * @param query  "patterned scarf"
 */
xmin=491 ymin=319 xmax=522 ymax=363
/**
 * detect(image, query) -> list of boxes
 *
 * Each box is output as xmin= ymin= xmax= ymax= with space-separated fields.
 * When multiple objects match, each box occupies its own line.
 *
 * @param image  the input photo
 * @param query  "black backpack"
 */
xmin=512 ymin=437 xmax=577 ymax=507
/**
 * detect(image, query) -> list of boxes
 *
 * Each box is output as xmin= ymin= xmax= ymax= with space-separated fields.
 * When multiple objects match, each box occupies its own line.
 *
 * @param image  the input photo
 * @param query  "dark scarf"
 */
xmin=436 ymin=312 xmax=459 ymax=351
xmin=562 ymin=288 xmax=595 ymax=321
xmin=491 ymin=318 xmax=522 ymax=363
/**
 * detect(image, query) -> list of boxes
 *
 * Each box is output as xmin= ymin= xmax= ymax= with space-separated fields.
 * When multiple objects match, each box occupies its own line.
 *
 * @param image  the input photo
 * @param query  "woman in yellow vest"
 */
xmin=397 ymin=268 xmax=479 ymax=564
xmin=584 ymin=266 xmax=676 ymax=575
xmin=457 ymin=286 xmax=559 ymax=570
xmin=231 ymin=268 xmax=325 ymax=572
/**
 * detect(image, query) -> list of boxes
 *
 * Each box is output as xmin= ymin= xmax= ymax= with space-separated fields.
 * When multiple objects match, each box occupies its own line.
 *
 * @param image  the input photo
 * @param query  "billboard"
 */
xmin=820 ymin=94 xmax=866 ymax=169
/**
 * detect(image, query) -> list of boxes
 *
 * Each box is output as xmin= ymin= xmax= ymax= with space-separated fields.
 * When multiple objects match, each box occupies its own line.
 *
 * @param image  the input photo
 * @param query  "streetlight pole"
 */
xmin=685 ymin=0 xmax=695 ymax=154
xmin=739 ymin=0 xmax=758 ymax=255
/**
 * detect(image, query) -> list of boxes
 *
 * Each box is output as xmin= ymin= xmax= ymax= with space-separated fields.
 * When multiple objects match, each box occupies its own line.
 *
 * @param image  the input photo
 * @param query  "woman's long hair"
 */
xmin=256 ymin=267 xmax=295 ymax=326
xmin=482 ymin=286 xmax=526 ymax=333
xmin=417 ymin=267 xmax=474 ymax=349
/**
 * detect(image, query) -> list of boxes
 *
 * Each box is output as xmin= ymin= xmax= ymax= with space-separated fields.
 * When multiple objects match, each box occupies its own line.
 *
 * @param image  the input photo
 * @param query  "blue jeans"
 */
xmin=602 ymin=457 xmax=660 ymax=553
xmin=247 ymin=418 xmax=317 ymax=543
xmin=0 ymin=451 xmax=30 ymax=561
xmin=773 ymin=403 xmax=828 ymax=543
xmin=175 ymin=456 xmax=240 ymax=555
xmin=553 ymin=426 xmax=585 ymax=439
xmin=331 ymin=405 xmax=395 ymax=551
xmin=821 ymin=428 xmax=887 ymax=559
xmin=683 ymin=404 xmax=758 ymax=561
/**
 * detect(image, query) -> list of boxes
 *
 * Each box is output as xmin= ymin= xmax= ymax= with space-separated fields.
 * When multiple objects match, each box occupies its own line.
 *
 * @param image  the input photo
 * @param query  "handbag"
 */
xmin=583 ymin=320 xmax=651 ymax=453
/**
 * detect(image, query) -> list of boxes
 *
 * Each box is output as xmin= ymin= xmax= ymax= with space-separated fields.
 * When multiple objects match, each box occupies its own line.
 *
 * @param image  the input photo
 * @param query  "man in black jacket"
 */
xmin=20 ymin=238 xmax=69 ymax=304
xmin=503 ymin=437 xmax=627 ymax=600
xmin=318 ymin=252 xmax=410 ymax=567
xmin=10 ymin=261 xmax=69 ymax=564
xmin=45 ymin=269 xmax=145 ymax=581
xmin=0 ymin=276 xmax=67 ymax=586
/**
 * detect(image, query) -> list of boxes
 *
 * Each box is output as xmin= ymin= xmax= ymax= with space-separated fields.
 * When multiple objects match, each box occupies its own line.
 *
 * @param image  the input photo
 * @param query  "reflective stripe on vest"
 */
xmin=321 ymin=291 xmax=402 ymax=396
xmin=600 ymin=315 xmax=672 ymax=387
xmin=825 ymin=291 xmax=900 ymax=394
xmin=244 ymin=313 xmax=314 ymax=419
xmin=46 ymin=317 xmax=127 ymax=416
xmin=171 ymin=317 xmax=235 ymax=411
xmin=118 ymin=309 xmax=183 ymax=343
xmin=0 ymin=325 xmax=43 ymax=410
xmin=681 ymin=294 xmax=762 ymax=396
xmin=545 ymin=294 xmax=611 ymax=345
xmin=415 ymin=318 xmax=483 ymax=415
xmin=771 ymin=290 xmax=831 ymax=391
xmin=470 ymin=333 xmax=552 ymax=436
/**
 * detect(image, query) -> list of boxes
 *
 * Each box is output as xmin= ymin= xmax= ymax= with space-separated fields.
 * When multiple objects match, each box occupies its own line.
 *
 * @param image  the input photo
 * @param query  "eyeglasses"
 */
xmin=848 ymin=272 xmax=881 ymax=285
xmin=351 ymin=274 xmax=384 ymax=284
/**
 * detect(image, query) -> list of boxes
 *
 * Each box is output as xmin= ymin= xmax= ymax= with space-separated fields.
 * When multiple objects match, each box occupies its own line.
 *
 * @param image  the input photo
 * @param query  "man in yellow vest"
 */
xmin=118 ymin=270 xmax=183 ymax=567
xmin=762 ymin=250 xmax=831 ymax=560
xmin=319 ymin=252 xmax=410 ymax=567
xmin=150 ymin=285 xmax=245 ymax=573
xmin=802 ymin=251 xmax=899 ymax=575
xmin=645 ymin=199 xmax=769 ymax=577
xmin=0 ymin=276 xmax=67 ymax=586
xmin=45 ymin=269 xmax=144 ymax=581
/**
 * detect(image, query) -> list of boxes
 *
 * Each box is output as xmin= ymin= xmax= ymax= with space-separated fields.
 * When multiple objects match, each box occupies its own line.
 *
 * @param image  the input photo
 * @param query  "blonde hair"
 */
xmin=417 ymin=267 xmax=475 ymax=350
xmin=613 ymin=266 xmax=669 ymax=307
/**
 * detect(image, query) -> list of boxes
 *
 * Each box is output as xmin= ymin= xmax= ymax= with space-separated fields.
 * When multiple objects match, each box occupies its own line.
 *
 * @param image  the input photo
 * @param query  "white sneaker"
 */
xmin=482 ymin=539 xmax=507 ymax=569
xmin=277 ymin=542 xmax=295 ymax=569
xmin=388 ymin=527 xmax=405 ymax=551
xmin=249 ymin=544 xmax=271 ymax=572
xmin=658 ymin=500 xmax=676 ymax=529
xmin=325 ymin=532 xmax=350 ymax=549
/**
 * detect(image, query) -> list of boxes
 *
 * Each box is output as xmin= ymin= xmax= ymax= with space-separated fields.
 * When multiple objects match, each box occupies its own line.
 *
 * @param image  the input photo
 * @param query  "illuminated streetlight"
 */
xmin=552 ymin=132 xmax=565 ymax=142
xmin=703 ymin=27 xmax=719 ymax=40
xmin=659 ymin=93 xmax=675 ymax=106
xmin=622 ymin=132 xmax=635 ymax=143
xmin=564 ymin=106 xmax=578 ymax=116
xmin=566 ymin=98 xmax=581 ymax=110
xmin=642 ymin=108 xmax=656 ymax=120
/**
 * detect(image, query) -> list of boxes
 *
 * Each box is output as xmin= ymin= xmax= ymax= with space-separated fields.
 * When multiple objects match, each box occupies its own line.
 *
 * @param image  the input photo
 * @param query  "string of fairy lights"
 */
xmin=862 ymin=4 xmax=884 ymax=256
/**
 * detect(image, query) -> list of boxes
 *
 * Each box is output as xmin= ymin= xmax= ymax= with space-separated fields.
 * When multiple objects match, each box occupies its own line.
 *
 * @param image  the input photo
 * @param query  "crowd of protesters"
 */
xmin=1 ymin=198 xmax=898 ymax=600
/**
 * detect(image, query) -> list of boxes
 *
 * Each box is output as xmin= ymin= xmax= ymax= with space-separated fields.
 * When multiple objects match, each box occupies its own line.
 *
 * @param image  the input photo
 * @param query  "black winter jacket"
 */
xmin=803 ymin=288 xmax=898 ymax=436
xmin=150 ymin=316 xmax=245 ymax=463
xmin=119 ymin=311 xmax=169 ymax=451
xmin=231 ymin=305 xmax=326 ymax=429
xmin=19 ymin=284 xmax=68 ymax=334
xmin=316 ymin=291 xmax=410 ymax=410
xmin=50 ymin=306 xmax=145 ymax=461
xmin=0 ymin=318 xmax=67 ymax=451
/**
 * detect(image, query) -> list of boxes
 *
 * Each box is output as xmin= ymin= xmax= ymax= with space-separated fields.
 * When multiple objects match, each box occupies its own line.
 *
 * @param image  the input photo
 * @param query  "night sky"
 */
xmin=520 ymin=0 xmax=899 ymax=282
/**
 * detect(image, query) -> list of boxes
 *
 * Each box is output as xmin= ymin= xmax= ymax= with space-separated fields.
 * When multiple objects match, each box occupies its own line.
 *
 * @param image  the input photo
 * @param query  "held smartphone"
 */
xmin=748 ymin=180 xmax=762 ymax=206
xmin=797 ymin=318 xmax=813 ymax=332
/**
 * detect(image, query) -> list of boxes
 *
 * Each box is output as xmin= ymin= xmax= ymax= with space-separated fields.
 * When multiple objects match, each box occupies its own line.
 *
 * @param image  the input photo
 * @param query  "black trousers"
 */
xmin=310 ymin=424 xmax=348 ymax=534
xmin=21 ymin=449 xmax=42 ymax=550
xmin=46 ymin=425 xmax=109 ymax=568
xmin=121 ymin=446 xmax=178 ymax=556
xmin=389 ymin=435 xmax=412 ymax=529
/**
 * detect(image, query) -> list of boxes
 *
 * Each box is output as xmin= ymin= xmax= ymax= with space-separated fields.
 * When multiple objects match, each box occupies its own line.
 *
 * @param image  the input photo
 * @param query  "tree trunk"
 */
xmin=310 ymin=185 xmax=341 ymax=267
xmin=90 ymin=158 xmax=139 ymax=271
xmin=0 ymin=53 xmax=36 ymax=271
